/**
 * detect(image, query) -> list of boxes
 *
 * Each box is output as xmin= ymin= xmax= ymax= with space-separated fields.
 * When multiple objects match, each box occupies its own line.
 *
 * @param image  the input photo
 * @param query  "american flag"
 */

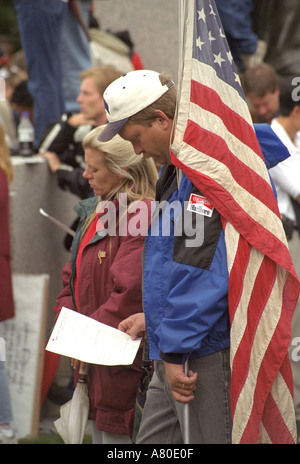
xmin=171 ymin=0 xmax=300 ymax=444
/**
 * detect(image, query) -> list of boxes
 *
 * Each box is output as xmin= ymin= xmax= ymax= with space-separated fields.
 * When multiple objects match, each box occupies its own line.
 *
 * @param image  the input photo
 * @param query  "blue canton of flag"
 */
xmin=192 ymin=2 xmax=244 ymax=98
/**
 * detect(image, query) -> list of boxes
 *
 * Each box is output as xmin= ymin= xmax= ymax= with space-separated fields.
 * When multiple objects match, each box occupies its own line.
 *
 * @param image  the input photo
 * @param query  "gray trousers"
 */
xmin=136 ymin=350 xmax=232 ymax=444
xmin=91 ymin=422 xmax=132 ymax=444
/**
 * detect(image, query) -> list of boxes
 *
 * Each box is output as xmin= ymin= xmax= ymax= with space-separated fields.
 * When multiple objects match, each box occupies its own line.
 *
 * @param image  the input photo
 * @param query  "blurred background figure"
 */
xmin=14 ymin=0 xmax=68 ymax=147
xmin=60 ymin=0 xmax=92 ymax=114
xmin=0 ymin=61 xmax=27 ymax=152
xmin=10 ymin=79 xmax=33 ymax=126
xmin=241 ymin=63 xmax=280 ymax=124
xmin=215 ymin=0 xmax=265 ymax=72
xmin=252 ymin=0 xmax=300 ymax=82
xmin=38 ymin=65 xmax=122 ymax=201
xmin=0 ymin=124 xmax=15 ymax=443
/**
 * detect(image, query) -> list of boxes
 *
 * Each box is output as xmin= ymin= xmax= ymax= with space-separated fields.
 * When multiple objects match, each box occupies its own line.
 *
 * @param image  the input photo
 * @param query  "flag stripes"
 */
xmin=183 ymin=118 xmax=280 ymax=218
xmin=171 ymin=142 xmax=292 ymax=272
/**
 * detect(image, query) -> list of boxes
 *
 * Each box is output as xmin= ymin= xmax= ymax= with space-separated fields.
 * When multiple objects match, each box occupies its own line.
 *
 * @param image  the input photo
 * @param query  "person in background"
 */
xmin=39 ymin=65 xmax=122 ymax=200
xmin=215 ymin=0 xmax=260 ymax=72
xmin=60 ymin=0 xmax=92 ymax=114
xmin=0 ymin=63 xmax=28 ymax=151
xmin=10 ymin=80 xmax=34 ymax=126
xmin=269 ymin=78 xmax=300 ymax=238
xmin=14 ymin=0 xmax=68 ymax=147
xmin=241 ymin=62 xmax=280 ymax=124
xmin=55 ymin=125 xmax=158 ymax=444
xmin=0 ymin=124 xmax=16 ymax=443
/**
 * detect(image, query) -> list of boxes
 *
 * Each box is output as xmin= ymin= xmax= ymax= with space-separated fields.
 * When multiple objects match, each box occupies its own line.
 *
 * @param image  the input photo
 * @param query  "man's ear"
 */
xmin=293 ymin=105 xmax=300 ymax=117
xmin=155 ymin=109 xmax=171 ymax=128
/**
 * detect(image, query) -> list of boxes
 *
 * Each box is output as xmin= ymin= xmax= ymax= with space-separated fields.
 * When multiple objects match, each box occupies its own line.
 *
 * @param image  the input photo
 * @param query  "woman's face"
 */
xmin=83 ymin=147 xmax=122 ymax=197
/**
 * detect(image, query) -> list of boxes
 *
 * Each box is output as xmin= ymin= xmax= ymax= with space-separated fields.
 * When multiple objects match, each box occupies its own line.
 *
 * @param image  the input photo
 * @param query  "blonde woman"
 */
xmin=56 ymin=125 xmax=158 ymax=444
xmin=0 ymin=124 xmax=15 ymax=442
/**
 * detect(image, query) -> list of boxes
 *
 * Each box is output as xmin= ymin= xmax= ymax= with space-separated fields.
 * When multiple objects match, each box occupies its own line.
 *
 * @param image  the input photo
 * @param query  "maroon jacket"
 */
xmin=56 ymin=195 xmax=152 ymax=436
xmin=0 ymin=170 xmax=14 ymax=322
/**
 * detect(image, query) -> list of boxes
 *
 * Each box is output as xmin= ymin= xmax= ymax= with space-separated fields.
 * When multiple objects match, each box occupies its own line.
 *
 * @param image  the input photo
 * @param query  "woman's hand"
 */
xmin=40 ymin=151 xmax=62 ymax=172
xmin=67 ymin=113 xmax=95 ymax=127
xmin=118 ymin=313 xmax=146 ymax=340
xmin=71 ymin=358 xmax=88 ymax=375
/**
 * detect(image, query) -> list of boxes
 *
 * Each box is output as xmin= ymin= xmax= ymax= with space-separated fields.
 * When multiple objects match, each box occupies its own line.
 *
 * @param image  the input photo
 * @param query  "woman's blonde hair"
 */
xmin=0 ymin=124 xmax=13 ymax=183
xmin=82 ymin=125 xmax=158 ymax=203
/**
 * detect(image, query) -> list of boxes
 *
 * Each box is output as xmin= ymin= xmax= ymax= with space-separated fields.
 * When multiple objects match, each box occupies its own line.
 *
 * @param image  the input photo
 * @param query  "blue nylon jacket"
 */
xmin=143 ymin=165 xmax=230 ymax=363
xmin=142 ymin=124 xmax=289 ymax=364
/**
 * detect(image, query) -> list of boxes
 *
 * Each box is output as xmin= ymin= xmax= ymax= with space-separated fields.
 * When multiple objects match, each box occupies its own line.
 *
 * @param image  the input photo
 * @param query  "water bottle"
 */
xmin=18 ymin=111 xmax=34 ymax=157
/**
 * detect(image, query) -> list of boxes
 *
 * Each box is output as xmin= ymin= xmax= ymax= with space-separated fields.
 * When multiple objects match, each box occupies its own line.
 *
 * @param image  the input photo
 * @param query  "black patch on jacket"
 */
xmin=156 ymin=165 xmax=223 ymax=271
xmin=173 ymin=185 xmax=223 ymax=270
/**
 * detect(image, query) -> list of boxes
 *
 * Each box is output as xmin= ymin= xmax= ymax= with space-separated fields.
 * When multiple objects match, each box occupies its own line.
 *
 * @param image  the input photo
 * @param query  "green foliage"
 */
xmin=0 ymin=0 xmax=21 ymax=53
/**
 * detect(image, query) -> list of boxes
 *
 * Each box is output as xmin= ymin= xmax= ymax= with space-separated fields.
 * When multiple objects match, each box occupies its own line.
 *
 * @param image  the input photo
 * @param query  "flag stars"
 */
xmin=209 ymin=4 xmax=216 ymax=16
xmin=227 ymin=51 xmax=233 ymax=64
xmin=214 ymin=52 xmax=225 ymax=67
xmin=197 ymin=8 xmax=206 ymax=22
xmin=234 ymin=73 xmax=241 ymax=85
xmin=196 ymin=36 xmax=205 ymax=51
xmin=208 ymin=31 xmax=215 ymax=42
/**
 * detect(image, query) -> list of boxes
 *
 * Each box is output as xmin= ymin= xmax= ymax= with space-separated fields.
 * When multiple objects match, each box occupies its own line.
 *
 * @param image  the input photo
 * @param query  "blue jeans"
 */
xmin=0 ymin=362 xmax=13 ymax=424
xmin=14 ymin=0 xmax=68 ymax=145
xmin=60 ymin=0 xmax=92 ymax=113
xmin=215 ymin=0 xmax=257 ymax=70
xmin=136 ymin=350 xmax=232 ymax=444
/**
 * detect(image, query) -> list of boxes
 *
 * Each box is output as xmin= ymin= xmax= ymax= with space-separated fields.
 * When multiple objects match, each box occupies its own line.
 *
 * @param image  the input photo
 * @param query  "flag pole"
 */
xmin=178 ymin=0 xmax=190 ymax=445
xmin=183 ymin=359 xmax=190 ymax=444
xmin=177 ymin=0 xmax=185 ymax=93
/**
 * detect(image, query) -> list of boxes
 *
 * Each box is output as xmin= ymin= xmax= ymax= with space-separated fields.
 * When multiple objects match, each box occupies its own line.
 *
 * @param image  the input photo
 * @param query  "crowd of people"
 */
xmin=1 ymin=0 xmax=300 ymax=445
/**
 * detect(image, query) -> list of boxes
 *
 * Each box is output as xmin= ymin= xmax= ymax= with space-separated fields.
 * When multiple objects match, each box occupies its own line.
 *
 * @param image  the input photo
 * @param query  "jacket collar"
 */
xmin=74 ymin=195 xmax=99 ymax=221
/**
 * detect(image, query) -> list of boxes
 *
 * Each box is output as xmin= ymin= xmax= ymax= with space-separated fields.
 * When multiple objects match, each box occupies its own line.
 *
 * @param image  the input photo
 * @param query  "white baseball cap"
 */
xmin=98 ymin=70 xmax=175 ymax=142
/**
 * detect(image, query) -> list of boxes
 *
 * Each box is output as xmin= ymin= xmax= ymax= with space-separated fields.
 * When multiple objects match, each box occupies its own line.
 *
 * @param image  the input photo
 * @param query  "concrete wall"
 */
xmin=93 ymin=0 xmax=180 ymax=81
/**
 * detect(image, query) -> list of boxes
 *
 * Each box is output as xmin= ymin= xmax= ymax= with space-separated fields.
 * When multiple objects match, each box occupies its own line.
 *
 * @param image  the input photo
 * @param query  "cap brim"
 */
xmin=98 ymin=118 xmax=129 ymax=142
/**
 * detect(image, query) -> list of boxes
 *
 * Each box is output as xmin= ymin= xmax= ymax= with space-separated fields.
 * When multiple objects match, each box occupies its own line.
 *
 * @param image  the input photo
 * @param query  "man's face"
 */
xmin=119 ymin=117 xmax=172 ymax=166
xmin=246 ymin=88 xmax=280 ymax=124
xmin=77 ymin=77 xmax=106 ymax=125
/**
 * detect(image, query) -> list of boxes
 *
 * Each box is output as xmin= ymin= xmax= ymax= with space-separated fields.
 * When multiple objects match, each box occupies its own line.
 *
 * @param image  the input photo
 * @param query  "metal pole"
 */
xmin=178 ymin=1 xmax=190 ymax=444
xmin=39 ymin=208 xmax=75 ymax=236
xmin=183 ymin=359 xmax=190 ymax=444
